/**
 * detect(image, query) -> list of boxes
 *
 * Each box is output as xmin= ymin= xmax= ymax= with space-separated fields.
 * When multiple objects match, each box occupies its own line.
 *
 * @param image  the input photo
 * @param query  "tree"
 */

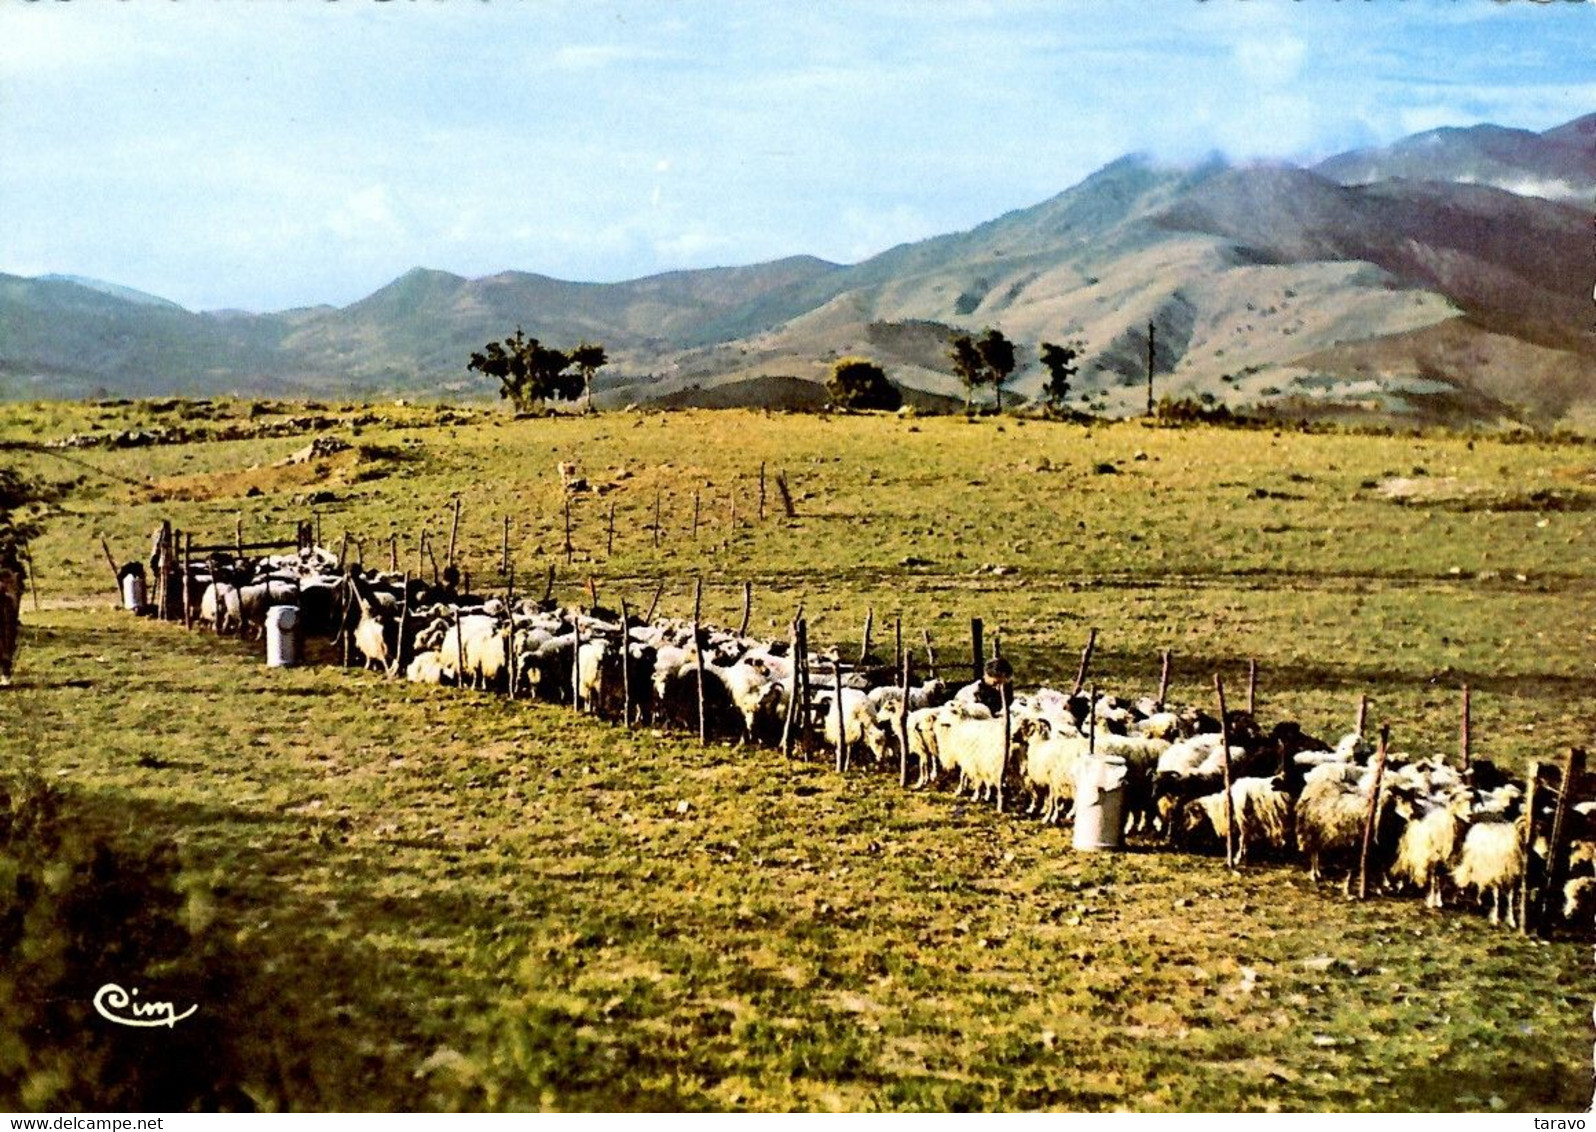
xmin=948 ymin=333 xmax=986 ymax=413
xmin=569 ymin=341 xmax=609 ymax=414
xmin=467 ymin=329 xmax=585 ymax=412
xmin=1038 ymin=339 xmax=1082 ymax=412
xmin=826 ymin=356 xmax=902 ymax=411
xmin=977 ymin=328 xmax=1016 ymax=413
xmin=948 ymin=328 xmax=1016 ymax=413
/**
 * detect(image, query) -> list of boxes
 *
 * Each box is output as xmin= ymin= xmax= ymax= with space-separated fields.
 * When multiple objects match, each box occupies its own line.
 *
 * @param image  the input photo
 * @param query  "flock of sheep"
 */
xmin=176 ymin=542 xmax=1590 ymax=934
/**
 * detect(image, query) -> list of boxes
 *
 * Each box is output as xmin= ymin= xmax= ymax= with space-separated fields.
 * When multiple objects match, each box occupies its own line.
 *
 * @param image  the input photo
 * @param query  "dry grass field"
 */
xmin=2 ymin=399 xmax=1595 ymax=1111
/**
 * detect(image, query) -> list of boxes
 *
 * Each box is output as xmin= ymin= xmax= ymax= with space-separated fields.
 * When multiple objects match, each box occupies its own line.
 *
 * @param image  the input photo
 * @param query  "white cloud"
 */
xmin=326 ymin=186 xmax=405 ymax=241
xmin=1233 ymin=35 xmax=1306 ymax=88
xmin=547 ymin=44 xmax=665 ymax=72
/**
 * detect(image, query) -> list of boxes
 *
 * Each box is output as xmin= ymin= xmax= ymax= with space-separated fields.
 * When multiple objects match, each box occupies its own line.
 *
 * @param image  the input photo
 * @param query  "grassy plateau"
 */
xmin=2 ymin=398 xmax=1594 ymax=1111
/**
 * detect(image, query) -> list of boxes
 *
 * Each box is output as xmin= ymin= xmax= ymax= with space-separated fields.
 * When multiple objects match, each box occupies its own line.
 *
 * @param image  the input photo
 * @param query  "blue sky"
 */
xmin=1 ymin=0 xmax=1591 ymax=312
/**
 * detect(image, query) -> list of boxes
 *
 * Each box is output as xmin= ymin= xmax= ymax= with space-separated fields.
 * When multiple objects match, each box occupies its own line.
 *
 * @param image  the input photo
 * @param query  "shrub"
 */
xmin=0 ymin=770 xmax=259 ymax=1110
xmin=825 ymin=358 xmax=902 ymax=412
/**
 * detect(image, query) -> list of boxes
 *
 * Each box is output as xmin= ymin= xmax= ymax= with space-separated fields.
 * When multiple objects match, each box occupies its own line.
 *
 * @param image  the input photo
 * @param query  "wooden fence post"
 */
xmin=775 ymin=471 xmax=795 ymax=517
xmin=606 ymin=501 xmax=616 ymax=558
xmin=1355 ymin=693 xmax=1369 ymax=738
xmin=898 ymin=623 xmax=912 ymax=789
xmin=1539 ymin=747 xmax=1587 ymax=933
xmin=780 ymin=607 xmax=803 ymax=760
xmin=694 ymin=578 xmax=707 ymax=746
xmin=99 ymin=536 xmax=121 ymax=599
xmin=1216 ymin=674 xmax=1236 ymax=868
xmin=182 ymin=533 xmax=193 ymax=629
xmin=619 ymin=598 xmax=633 ymax=728
xmin=759 ymin=462 xmax=767 ymax=521
xmin=1247 ymin=658 xmax=1257 ymax=717
xmin=998 ymin=681 xmax=1010 ymax=815
xmin=503 ymin=515 xmax=511 ymax=575
xmin=448 ymin=497 xmax=462 ymax=568
xmin=1157 ymin=649 xmax=1172 ymax=711
xmin=1357 ymin=724 xmax=1391 ymax=899
xmin=1071 ymin=628 xmax=1098 ymax=697
xmin=396 ymin=573 xmax=411 ymax=676
xmin=923 ymin=629 xmax=938 ymax=680
xmin=563 ymin=497 xmax=574 ymax=565
xmin=1519 ymin=762 xmax=1543 ymax=936
xmin=796 ymin=617 xmax=812 ymax=757
xmin=644 ymin=581 xmax=663 ymax=624
xmin=832 ymin=648 xmax=847 ymax=773
xmin=860 ymin=607 xmax=874 ymax=665
xmin=388 ymin=533 xmax=397 ymax=573
xmin=571 ymin=609 xmax=583 ymax=712
xmin=739 ymin=580 xmax=752 ymax=638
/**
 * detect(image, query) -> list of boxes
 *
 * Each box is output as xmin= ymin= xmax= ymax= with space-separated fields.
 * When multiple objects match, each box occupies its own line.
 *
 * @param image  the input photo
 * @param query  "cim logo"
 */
xmin=92 ymin=984 xmax=197 ymax=1029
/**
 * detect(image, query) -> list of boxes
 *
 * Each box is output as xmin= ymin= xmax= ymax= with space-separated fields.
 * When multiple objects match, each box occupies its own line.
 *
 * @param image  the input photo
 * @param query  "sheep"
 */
xmin=1295 ymin=767 xmax=1398 ymax=888
xmin=1565 ymin=875 xmax=1596 ymax=924
xmin=1449 ymin=818 xmax=1526 ymax=927
xmin=711 ymin=657 xmax=787 ymax=746
xmin=434 ymin=613 xmax=512 ymax=690
xmin=820 ymin=687 xmax=892 ymax=767
xmin=1176 ymin=776 xmax=1294 ymax=862
xmin=1132 ymin=711 xmax=1183 ymax=741
xmin=1014 ymin=718 xmax=1090 ymax=824
xmin=866 ymin=678 xmax=951 ymax=717
xmin=1388 ymin=788 xmax=1472 ymax=909
xmin=200 ymin=581 xmax=242 ymax=635
xmin=933 ymin=714 xmax=1014 ymax=805
xmin=576 ymin=638 xmax=612 ymax=711
xmin=406 ymin=650 xmax=446 ymax=684
xmin=906 ymin=705 xmax=947 ymax=788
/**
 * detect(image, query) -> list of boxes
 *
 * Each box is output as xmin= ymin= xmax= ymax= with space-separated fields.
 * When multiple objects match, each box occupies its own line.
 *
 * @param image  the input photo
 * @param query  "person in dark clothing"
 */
xmin=954 ymin=655 xmax=1013 ymax=715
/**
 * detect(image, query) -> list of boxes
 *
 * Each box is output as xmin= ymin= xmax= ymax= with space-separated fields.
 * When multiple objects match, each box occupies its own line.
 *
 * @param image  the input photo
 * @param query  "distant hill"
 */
xmin=1315 ymin=115 xmax=1596 ymax=202
xmin=4 ymin=112 xmax=1593 ymax=427
xmin=37 ymin=274 xmax=188 ymax=311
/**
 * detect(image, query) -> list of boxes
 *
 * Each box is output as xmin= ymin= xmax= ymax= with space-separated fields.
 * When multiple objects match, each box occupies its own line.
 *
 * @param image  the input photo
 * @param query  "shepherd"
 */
xmin=0 ymin=543 xmax=24 ymax=686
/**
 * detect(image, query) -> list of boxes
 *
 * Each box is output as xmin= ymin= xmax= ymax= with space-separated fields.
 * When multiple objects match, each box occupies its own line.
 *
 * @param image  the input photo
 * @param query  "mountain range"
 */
xmin=3 ymin=113 xmax=1593 ymax=426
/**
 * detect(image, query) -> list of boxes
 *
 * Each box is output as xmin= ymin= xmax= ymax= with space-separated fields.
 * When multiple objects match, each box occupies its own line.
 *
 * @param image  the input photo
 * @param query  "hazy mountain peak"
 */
xmin=37 ymin=274 xmax=187 ymax=312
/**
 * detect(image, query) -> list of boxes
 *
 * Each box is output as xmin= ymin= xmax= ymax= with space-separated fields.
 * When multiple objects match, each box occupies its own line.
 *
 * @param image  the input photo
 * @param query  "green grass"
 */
xmin=3 ymin=404 xmax=1595 ymax=1110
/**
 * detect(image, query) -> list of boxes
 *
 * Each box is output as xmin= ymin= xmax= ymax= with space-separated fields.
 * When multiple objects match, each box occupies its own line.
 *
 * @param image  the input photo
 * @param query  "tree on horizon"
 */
xmin=1039 ymin=339 xmax=1083 ymax=413
xmin=467 ymin=329 xmax=589 ymax=412
xmin=825 ymin=356 xmax=902 ymax=411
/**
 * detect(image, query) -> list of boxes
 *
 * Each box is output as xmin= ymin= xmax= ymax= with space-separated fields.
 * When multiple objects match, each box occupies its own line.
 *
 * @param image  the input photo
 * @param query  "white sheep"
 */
xmin=711 ymin=657 xmax=787 ymax=745
xmin=1296 ymin=766 xmax=1390 ymax=886
xmin=406 ymin=650 xmax=446 ymax=684
xmin=440 ymin=613 xmax=506 ymax=689
xmin=1016 ymin=721 xmax=1090 ymax=824
xmin=1449 ymin=818 xmax=1526 ymax=927
xmin=820 ymin=687 xmax=892 ymax=767
xmin=1180 ymin=776 xmax=1293 ymax=862
xmin=200 ymin=581 xmax=242 ymax=635
xmin=933 ymin=714 xmax=1014 ymax=805
xmin=1388 ymin=789 xmax=1472 ymax=909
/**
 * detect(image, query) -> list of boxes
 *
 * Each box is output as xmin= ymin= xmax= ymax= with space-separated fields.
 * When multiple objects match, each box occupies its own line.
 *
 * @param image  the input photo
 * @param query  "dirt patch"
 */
xmin=133 ymin=443 xmax=402 ymax=504
xmin=1375 ymin=475 xmax=1596 ymax=512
